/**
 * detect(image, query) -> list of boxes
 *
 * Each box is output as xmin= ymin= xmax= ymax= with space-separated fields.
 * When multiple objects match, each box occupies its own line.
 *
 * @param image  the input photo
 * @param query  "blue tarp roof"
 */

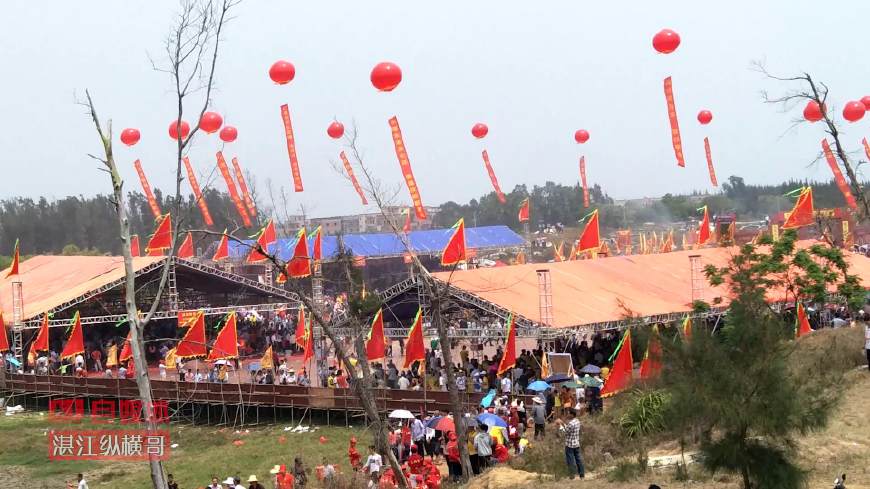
xmin=228 ymin=225 xmax=525 ymax=261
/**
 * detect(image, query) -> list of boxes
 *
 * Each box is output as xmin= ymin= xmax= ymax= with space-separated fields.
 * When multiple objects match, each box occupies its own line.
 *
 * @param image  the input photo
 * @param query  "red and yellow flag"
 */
xmin=247 ymin=219 xmax=277 ymax=263
xmin=340 ymin=151 xmax=368 ymax=205
xmin=704 ymin=137 xmax=718 ymax=187
xmin=518 ymin=198 xmax=530 ymax=223
xmin=638 ymin=325 xmax=662 ymax=380
xmin=0 ymin=311 xmax=9 ymax=353
xmin=599 ymin=240 xmax=611 ymax=256
xmin=133 ymin=159 xmax=162 ymax=219
xmin=260 ymin=345 xmax=274 ymax=370
xmin=177 ymin=232 xmax=194 ymax=259
xmin=232 ymin=157 xmax=258 ymax=218
xmin=32 ymin=313 xmax=50 ymax=354
xmin=697 ymin=206 xmax=711 ymax=246
xmin=601 ymin=329 xmax=633 ymax=397
xmin=119 ymin=330 xmax=133 ymax=363
xmin=403 ymin=308 xmax=425 ymax=369
xmin=481 ymin=150 xmax=507 ymax=204
xmin=183 ymin=157 xmax=214 ymax=227
xmin=663 ymin=76 xmax=686 ymax=167
xmin=496 ymin=313 xmax=517 ymax=375
xmin=796 ymin=303 xmax=813 ymax=338
xmin=441 ymin=218 xmax=467 ymax=266
xmin=661 ymin=230 xmax=674 ymax=253
xmin=782 ymin=187 xmax=814 ymax=230
xmin=682 ymin=317 xmax=692 ymax=340
xmin=365 ymin=309 xmax=387 ymax=362
xmin=212 ymin=230 xmax=229 ymax=261
xmin=822 ymin=140 xmax=858 ymax=210
xmin=863 ymin=137 xmax=870 ymax=162
xmin=280 ymin=104 xmax=304 ymax=192
xmin=175 ymin=311 xmax=207 ymax=359
xmin=60 ymin=312 xmax=84 ymax=361
xmin=577 ymin=210 xmax=600 ymax=252
xmin=389 ymin=116 xmax=427 ymax=219
xmin=5 ymin=239 xmax=20 ymax=278
xmin=145 ymin=214 xmax=172 ymax=254
xmin=216 ymin=151 xmax=252 ymax=227
xmin=207 ymin=312 xmax=239 ymax=360
xmin=579 ymin=156 xmax=590 ymax=208
xmin=310 ymin=226 xmax=323 ymax=262
xmin=302 ymin=316 xmax=314 ymax=364
xmin=287 ymin=228 xmax=311 ymax=278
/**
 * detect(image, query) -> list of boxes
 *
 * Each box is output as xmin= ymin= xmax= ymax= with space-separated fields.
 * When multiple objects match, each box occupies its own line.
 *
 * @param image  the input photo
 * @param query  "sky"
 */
xmin=2 ymin=1 xmax=870 ymax=219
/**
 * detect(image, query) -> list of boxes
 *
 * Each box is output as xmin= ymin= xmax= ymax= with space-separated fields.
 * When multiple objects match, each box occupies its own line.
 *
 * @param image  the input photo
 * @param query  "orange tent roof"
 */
xmin=0 ymin=255 xmax=165 ymax=322
xmin=434 ymin=241 xmax=870 ymax=329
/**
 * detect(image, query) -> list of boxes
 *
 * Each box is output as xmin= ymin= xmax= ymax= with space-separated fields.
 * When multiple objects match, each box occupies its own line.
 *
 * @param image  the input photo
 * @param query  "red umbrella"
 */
xmin=434 ymin=416 xmax=455 ymax=432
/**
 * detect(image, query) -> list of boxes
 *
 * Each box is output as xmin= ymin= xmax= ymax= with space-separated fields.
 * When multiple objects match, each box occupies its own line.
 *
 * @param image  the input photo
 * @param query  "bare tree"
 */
xmin=756 ymin=62 xmax=870 ymax=220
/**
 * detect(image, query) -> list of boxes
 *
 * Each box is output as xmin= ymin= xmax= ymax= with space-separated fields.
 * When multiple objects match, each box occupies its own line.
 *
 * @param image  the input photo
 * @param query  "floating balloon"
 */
xmin=843 ymin=101 xmax=866 ymax=122
xmin=269 ymin=60 xmax=295 ymax=85
xmin=574 ymin=129 xmax=589 ymax=144
xmin=120 ymin=128 xmax=141 ymax=146
xmin=652 ymin=29 xmax=681 ymax=54
xmin=168 ymin=120 xmax=190 ymax=140
xmin=803 ymin=101 xmax=823 ymax=123
xmin=697 ymin=110 xmax=713 ymax=125
xmin=220 ymin=126 xmax=238 ymax=143
xmin=371 ymin=62 xmax=402 ymax=92
xmin=862 ymin=96 xmax=870 ymax=111
xmin=471 ymin=123 xmax=488 ymax=139
xmin=327 ymin=121 xmax=345 ymax=139
xmin=200 ymin=111 xmax=223 ymax=134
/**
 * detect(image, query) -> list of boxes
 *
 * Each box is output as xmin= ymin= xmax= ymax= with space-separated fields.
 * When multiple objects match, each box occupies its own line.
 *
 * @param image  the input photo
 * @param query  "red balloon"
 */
xmin=803 ymin=101 xmax=823 ymax=122
xmin=327 ymin=121 xmax=345 ymax=139
xmin=697 ymin=110 xmax=713 ymax=125
xmin=471 ymin=123 xmax=488 ymax=139
xmin=168 ymin=120 xmax=190 ymax=140
xmin=200 ymin=111 xmax=223 ymax=134
xmin=843 ymin=101 xmax=866 ymax=123
xmin=371 ymin=62 xmax=402 ymax=92
xmin=319 ymin=436 xmax=327 ymax=444
xmin=120 ymin=128 xmax=141 ymax=146
xmin=269 ymin=60 xmax=295 ymax=85
xmin=574 ymin=129 xmax=589 ymax=144
xmin=652 ymin=29 xmax=681 ymax=54
xmin=219 ymin=126 xmax=238 ymax=143
xmin=862 ymin=95 xmax=870 ymax=111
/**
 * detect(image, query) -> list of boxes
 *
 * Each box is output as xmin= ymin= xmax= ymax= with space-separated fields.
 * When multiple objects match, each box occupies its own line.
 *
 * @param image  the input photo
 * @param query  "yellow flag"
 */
xmin=260 ymin=345 xmax=274 ymax=370
xmin=541 ymin=351 xmax=551 ymax=378
xmin=164 ymin=347 xmax=177 ymax=369
xmin=105 ymin=344 xmax=119 ymax=368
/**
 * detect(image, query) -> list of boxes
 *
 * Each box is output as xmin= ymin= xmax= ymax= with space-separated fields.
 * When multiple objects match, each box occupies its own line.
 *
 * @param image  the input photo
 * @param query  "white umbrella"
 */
xmin=388 ymin=409 xmax=414 ymax=419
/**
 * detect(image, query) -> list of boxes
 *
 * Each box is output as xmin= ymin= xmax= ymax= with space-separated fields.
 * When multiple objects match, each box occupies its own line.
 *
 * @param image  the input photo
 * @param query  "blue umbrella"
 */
xmin=526 ymin=380 xmax=551 ymax=392
xmin=579 ymin=364 xmax=601 ymax=374
xmin=480 ymin=388 xmax=497 ymax=408
xmin=426 ymin=416 xmax=444 ymax=428
xmin=477 ymin=413 xmax=507 ymax=428
xmin=545 ymin=373 xmax=572 ymax=383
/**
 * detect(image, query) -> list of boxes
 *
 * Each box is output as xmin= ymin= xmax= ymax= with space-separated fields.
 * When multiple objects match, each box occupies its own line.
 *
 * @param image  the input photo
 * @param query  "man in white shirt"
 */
xmin=76 ymin=473 xmax=89 ymax=489
xmin=500 ymin=375 xmax=512 ymax=395
xmin=398 ymin=373 xmax=410 ymax=390
xmin=438 ymin=370 xmax=447 ymax=390
xmin=74 ymin=354 xmax=85 ymax=370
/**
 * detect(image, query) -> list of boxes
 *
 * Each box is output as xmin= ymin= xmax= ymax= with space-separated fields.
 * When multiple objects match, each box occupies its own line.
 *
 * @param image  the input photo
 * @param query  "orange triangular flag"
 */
xmin=796 ymin=303 xmax=813 ymax=338
xmin=287 ymin=228 xmax=311 ymax=278
xmin=145 ymin=214 xmax=172 ymax=253
xmin=295 ymin=306 xmax=306 ymax=346
xmin=441 ymin=218 xmax=467 ymax=266
xmin=365 ymin=309 xmax=386 ymax=362
xmin=782 ymin=188 xmax=815 ymax=229
xmin=247 ymin=219 xmax=277 ymax=263
xmin=207 ymin=312 xmax=239 ymax=360
xmin=212 ymin=230 xmax=229 ymax=261
xmin=130 ymin=235 xmax=141 ymax=257
xmin=31 ymin=313 xmax=50 ymax=353
xmin=119 ymin=330 xmax=133 ymax=363
xmin=518 ymin=198 xmax=530 ymax=223
xmin=0 ymin=311 xmax=10 ymax=353
xmin=5 ymin=239 xmax=19 ymax=278
xmin=310 ymin=226 xmax=323 ymax=262
xmin=496 ymin=313 xmax=517 ymax=375
xmin=60 ymin=312 xmax=85 ymax=360
xmin=601 ymin=330 xmax=633 ymax=397
xmin=175 ymin=311 xmax=207 ymax=359
xmin=638 ymin=325 xmax=662 ymax=380
xmin=697 ymin=206 xmax=711 ymax=246
xmin=403 ymin=308 xmax=425 ymax=369
xmin=303 ymin=316 xmax=315 ymax=364
xmin=540 ymin=350 xmax=551 ymax=378
xmin=177 ymin=232 xmax=195 ymax=259
xmin=599 ymin=240 xmax=611 ymax=256
xmin=577 ymin=210 xmax=600 ymax=252
xmin=403 ymin=208 xmax=413 ymax=233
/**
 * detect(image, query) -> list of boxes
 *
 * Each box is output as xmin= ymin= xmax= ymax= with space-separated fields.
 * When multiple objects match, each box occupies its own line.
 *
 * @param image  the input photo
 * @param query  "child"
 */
xmin=348 ymin=437 xmax=362 ymax=470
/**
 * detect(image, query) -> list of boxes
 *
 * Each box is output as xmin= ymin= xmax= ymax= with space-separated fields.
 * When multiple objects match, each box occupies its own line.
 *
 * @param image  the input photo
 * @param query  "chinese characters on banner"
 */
xmin=663 ymin=77 xmax=686 ymax=167
xmin=822 ymin=139 xmax=858 ymax=210
xmin=183 ymin=157 xmax=214 ymax=227
xmin=340 ymin=151 xmax=369 ymax=205
xmin=704 ymin=137 xmax=718 ymax=187
xmin=280 ymin=104 xmax=304 ymax=192
xmin=232 ymin=157 xmax=258 ymax=218
xmin=579 ymin=156 xmax=590 ymax=208
xmin=481 ymin=150 xmax=506 ymax=204
xmin=49 ymin=398 xmax=170 ymax=424
xmin=49 ymin=430 xmax=170 ymax=461
xmin=216 ymin=151 xmax=252 ymax=227
xmin=133 ymin=159 xmax=162 ymax=219
xmin=388 ymin=116 xmax=427 ymax=220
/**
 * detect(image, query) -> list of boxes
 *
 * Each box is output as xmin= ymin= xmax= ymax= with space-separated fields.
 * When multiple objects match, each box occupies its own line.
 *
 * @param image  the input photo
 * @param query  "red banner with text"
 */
xmin=183 ymin=157 xmax=214 ymax=227
xmin=232 ymin=157 xmax=257 ymax=218
xmin=388 ymin=116 xmax=427 ymax=220
xmin=280 ymin=104 xmax=304 ymax=192
xmin=216 ymin=151 xmax=252 ymax=227
xmin=704 ymin=137 xmax=718 ymax=187
xmin=481 ymin=150 xmax=506 ymax=204
xmin=340 ymin=151 xmax=368 ymax=205
xmin=822 ymin=139 xmax=858 ymax=210
xmin=579 ymin=156 xmax=590 ymax=208
xmin=663 ymin=77 xmax=685 ymax=167
xmin=133 ymin=160 xmax=162 ymax=219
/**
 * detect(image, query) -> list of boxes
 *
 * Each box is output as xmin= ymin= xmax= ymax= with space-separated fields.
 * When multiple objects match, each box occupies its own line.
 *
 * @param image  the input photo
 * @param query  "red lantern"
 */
xmin=200 ymin=111 xmax=223 ymax=134
xmin=803 ymin=101 xmax=823 ymax=122
xmin=652 ymin=29 xmax=681 ymax=54
xmin=471 ymin=123 xmax=488 ymax=139
xmin=843 ymin=101 xmax=866 ymax=123
xmin=219 ymin=126 xmax=238 ymax=143
xmin=574 ymin=129 xmax=589 ymax=144
xmin=327 ymin=121 xmax=345 ymax=139
xmin=697 ymin=110 xmax=713 ymax=125
xmin=168 ymin=120 xmax=190 ymax=140
xmin=370 ymin=62 xmax=402 ymax=92
xmin=269 ymin=60 xmax=295 ymax=85
xmin=120 ymin=128 xmax=141 ymax=146
xmin=862 ymin=95 xmax=870 ymax=111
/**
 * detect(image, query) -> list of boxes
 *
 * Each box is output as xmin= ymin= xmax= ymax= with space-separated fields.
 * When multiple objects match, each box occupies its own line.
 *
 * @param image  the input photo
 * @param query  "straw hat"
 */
xmin=247 ymin=475 xmax=259 ymax=483
xmin=269 ymin=464 xmax=283 ymax=474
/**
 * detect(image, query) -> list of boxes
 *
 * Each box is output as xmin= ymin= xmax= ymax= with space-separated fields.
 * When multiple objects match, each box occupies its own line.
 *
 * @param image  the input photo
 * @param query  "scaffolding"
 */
xmin=11 ymin=281 xmax=24 ymax=363
xmin=689 ymin=254 xmax=704 ymax=304
xmin=536 ymin=269 xmax=554 ymax=326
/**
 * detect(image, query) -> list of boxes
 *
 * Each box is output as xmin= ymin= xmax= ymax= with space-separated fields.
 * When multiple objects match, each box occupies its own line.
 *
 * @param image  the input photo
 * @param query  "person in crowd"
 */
xmin=167 ymin=473 xmax=179 ymax=489
xmin=270 ymin=464 xmax=294 ymax=489
xmin=474 ymin=423 xmax=493 ymax=470
xmin=411 ymin=415 xmax=426 ymax=456
xmin=232 ymin=476 xmax=245 ymax=489
xmin=90 ymin=347 xmax=103 ymax=372
xmin=445 ymin=432 xmax=462 ymax=482
xmin=363 ymin=445 xmax=383 ymax=478
xmin=865 ymin=322 xmax=870 ymax=371
xmin=246 ymin=474 xmax=264 ymax=489
xmin=348 ymin=436 xmax=362 ymax=470
xmin=556 ymin=408 xmax=585 ymax=479
xmin=207 ymin=476 xmax=221 ymax=489
xmin=293 ymin=457 xmax=308 ymax=489
xmin=532 ymin=397 xmax=547 ymax=439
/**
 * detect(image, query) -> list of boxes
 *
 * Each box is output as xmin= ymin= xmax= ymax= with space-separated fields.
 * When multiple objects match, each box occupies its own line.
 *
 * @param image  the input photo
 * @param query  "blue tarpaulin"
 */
xmin=228 ymin=225 xmax=524 ymax=261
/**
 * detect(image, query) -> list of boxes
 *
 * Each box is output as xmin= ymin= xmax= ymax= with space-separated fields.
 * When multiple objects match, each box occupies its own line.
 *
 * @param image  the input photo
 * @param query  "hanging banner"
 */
xmin=183 ymin=157 xmax=214 ymax=227
xmin=663 ymin=77 xmax=686 ymax=167
xmin=133 ymin=160 xmax=162 ymax=219
xmin=864 ymin=137 xmax=870 ymax=161
xmin=481 ymin=150 xmax=506 ymax=204
xmin=280 ymin=104 xmax=304 ymax=192
xmin=216 ymin=151 xmax=252 ymax=227
xmin=704 ymin=137 xmax=718 ymax=187
xmin=388 ymin=116 xmax=427 ymax=220
xmin=822 ymin=139 xmax=858 ymax=210
xmin=579 ymin=156 xmax=590 ymax=208
xmin=231 ymin=157 xmax=258 ymax=218
xmin=340 ymin=151 xmax=368 ymax=205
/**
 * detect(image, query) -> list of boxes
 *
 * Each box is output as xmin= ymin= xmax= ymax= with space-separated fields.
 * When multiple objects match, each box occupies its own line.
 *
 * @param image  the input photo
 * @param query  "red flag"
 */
xmin=303 ymin=316 xmax=314 ymax=364
xmin=660 ymin=230 xmax=674 ymax=253
xmin=389 ymin=116 xmax=427 ymax=220
xmin=232 ymin=157 xmax=258 ymax=218
xmin=60 ymin=312 xmax=84 ymax=360
xmin=145 ymin=214 xmax=172 ymax=253
xmin=639 ymin=326 xmax=662 ymax=380
xmin=403 ymin=308 xmax=425 ymax=369
xmin=247 ymin=219 xmax=277 ymax=263
xmin=863 ymin=137 xmax=870 ymax=162
xmin=176 ymin=311 xmax=207 ymax=359
xmin=0 ymin=311 xmax=9 ymax=353
xmin=130 ymin=235 xmax=140 ymax=257
xmin=310 ymin=226 xmax=323 ymax=262
xmin=518 ymin=198 xmax=530 ymax=223
xmin=177 ymin=232 xmax=194 ymax=259
xmin=287 ymin=228 xmax=311 ymax=278
xmin=577 ymin=210 xmax=600 ymax=252
xmin=119 ymin=330 xmax=133 ymax=363
xmin=822 ymin=140 xmax=858 ymax=210
xmin=663 ymin=76 xmax=686 ymax=167
xmin=496 ymin=313 xmax=517 ymax=375
xmin=402 ymin=208 xmax=412 ymax=233
xmin=133 ymin=159 xmax=162 ymax=219
xmin=295 ymin=306 xmax=306 ymax=346
xmin=704 ymin=137 xmax=718 ymax=187
xmin=481 ymin=150 xmax=507 ymax=204
xmin=216 ymin=151 xmax=252 ymax=227
xmin=5 ymin=239 xmax=19 ymax=278
xmin=796 ymin=303 xmax=813 ymax=338
xmin=32 ymin=314 xmax=50 ymax=354
xmin=207 ymin=312 xmax=239 ymax=360
xmin=697 ymin=206 xmax=711 ymax=246
xmin=280 ymin=104 xmax=304 ymax=192
xmin=365 ymin=309 xmax=386 ymax=362
xmin=782 ymin=187 xmax=814 ymax=229
xmin=212 ymin=230 xmax=229 ymax=261
xmin=440 ymin=218 xmax=467 ymax=266
xmin=340 ymin=151 xmax=368 ymax=205
xmin=183 ymin=157 xmax=214 ymax=227
xmin=601 ymin=330 xmax=633 ymax=397
xmin=579 ymin=156 xmax=590 ymax=208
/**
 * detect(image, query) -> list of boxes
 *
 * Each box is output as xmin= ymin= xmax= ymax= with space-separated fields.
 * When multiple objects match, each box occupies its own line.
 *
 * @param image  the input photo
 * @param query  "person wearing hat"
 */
xmin=531 ymin=397 xmax=547 ymax=439
xmin=233 ymin=476 xmax=245 ymax=489
xmin=247 ymin=474 xmax=264 ymax=489
xmin=270 ymin=464 xmax=295 ymax=489
xmin=222 ymin=476 xmax=236 ymax=487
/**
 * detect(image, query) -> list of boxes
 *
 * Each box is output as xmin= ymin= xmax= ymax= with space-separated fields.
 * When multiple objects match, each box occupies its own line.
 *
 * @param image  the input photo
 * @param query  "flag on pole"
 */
xmin=496 ymin=313 xmax=517 ymax=375
xmin=60 ymin=312 xmax=85 ymax=361
xmin=287 ymin=228 xmax=311 ymax=278
xmin=638 ymin=325 xmax=662 ymax=380
xmin=260 ymin=345 xmax=274 ymax=370
xmin=310 ymin=226 xmax=323 ymax=262
xmin=302 ymin=316 xmax=314 ymax=364
xmin=553 ymin=242 xmax=565 ymax=262
xmin=518 ymin=198 xmax=530 ymax=223
xmin=403 ymin=208 xmax=412 ymax=233
xmin=697 ymin=206 xmax=711 ymax=246
xmin=540 ymin=350 xmax=550 ymax=379
xmin=177 ymin=232 xmax=195 ymax=259
xmin=403 ymin=308 xmax=425 ymax=369
xmin=0 ymin=311 xmax=9 ymax=353
xmin=295 ymin=306 xmax=306 ymax=347
xmin=145 ymin=214 xmax=172 ymax=254
xmin=31 ymin=313 xmax=50 ymax=354
xmin=212 ymin=230 xmax=229 ymax=261
xmin=130 ymin=235 xmax=141 ymax=257
xmin=796 ymin=303 xmax=813 ymax=338
xmin=5 ymin=239 xmax=19 ymax=278
xmin=365 ymin=309 xmax=387 ymax=362
xmin=207 ymin=312 xmax=239 ymax=360
xmin=601 ymin=329 xmax=633 ymax=397
xmin=782 ymin=187 xmax=815 ymax=229
xmin=175 ymin=311 xmax=207 ymax=359
xmin=682 ymin=317 xmax=692 ymax=340
xmin=247 ymin=219 xmax=277 ymax=263
xmin=441 ymin=218 xmax=467 ymax=266
xmin=119 ymin=330 xmax=133 ymax=363
xmin=577 ymin=210 xmax=600 ymax=252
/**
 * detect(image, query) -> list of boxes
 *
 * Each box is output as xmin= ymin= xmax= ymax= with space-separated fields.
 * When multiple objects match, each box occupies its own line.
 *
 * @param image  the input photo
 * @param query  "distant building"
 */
xmin=304 ymin=206 xmax=442 ymax=236
xmin=612 ymin=197 xmax=660 ymax=208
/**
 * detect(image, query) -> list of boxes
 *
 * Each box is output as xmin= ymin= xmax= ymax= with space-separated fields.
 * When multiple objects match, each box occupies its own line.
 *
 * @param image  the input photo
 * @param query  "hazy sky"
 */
xmin=2 ymin=1 xmax=870 ymax=218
